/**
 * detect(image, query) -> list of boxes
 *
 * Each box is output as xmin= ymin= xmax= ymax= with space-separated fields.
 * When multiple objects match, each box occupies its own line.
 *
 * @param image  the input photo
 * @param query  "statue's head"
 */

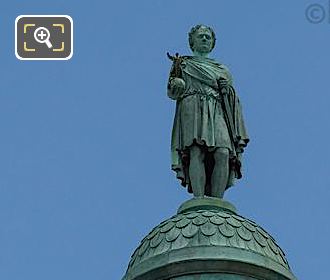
xmin=189 ymin=24 xmax=216 ymax=54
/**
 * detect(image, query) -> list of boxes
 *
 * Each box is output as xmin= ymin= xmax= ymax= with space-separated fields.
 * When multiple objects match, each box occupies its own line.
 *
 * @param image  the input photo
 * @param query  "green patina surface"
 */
xmin=126 ymin=198 xmax=289 ymax=272
xmin=167 ymin=24 xmax=249 ymax=198
xmin=170 ymin=274 xmax=258 ymax=280
xmin=123 ymin=198 xmax=296 ymax=280
xmin=122 ymin=24 xmax=296 ymax=280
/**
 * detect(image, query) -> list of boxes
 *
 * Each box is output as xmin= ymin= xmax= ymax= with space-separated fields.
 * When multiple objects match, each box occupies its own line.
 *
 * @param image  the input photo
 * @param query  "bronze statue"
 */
xmin=167 ymin=24 xmax=249 ymax=198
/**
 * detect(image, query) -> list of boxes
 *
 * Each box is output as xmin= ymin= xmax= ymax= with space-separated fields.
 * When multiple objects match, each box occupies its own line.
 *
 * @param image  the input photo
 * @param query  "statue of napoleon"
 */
xmin=167 ymin=24 xmax=249 ymax=198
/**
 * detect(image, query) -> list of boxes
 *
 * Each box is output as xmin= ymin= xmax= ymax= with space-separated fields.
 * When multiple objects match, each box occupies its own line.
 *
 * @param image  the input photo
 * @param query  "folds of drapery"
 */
xmin=168 ymin=56 xmax=249 ymax=191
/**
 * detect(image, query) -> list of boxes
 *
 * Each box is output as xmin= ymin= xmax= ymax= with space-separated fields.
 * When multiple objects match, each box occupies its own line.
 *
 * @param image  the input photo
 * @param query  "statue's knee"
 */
xmin=214 ymin=148 xmax=229 ymax=161
xmin=190 ymin=145 xmax=204 ymax=162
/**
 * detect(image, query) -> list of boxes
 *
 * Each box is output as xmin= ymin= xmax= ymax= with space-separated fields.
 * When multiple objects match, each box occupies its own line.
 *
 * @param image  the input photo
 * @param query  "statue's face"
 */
xmin=192 ymin=28 xmax=213 ymax=54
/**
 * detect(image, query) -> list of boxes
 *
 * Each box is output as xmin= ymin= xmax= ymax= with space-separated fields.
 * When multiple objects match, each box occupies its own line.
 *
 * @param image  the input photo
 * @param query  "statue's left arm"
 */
xmin=217 ymin=65 xmax=249 ymax=183
xmin=222 ymin=66 xmax=249 ymax=153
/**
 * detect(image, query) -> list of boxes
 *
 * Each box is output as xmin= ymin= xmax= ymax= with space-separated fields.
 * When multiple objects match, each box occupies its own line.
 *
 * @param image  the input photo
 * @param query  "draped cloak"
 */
xmin=167 ymin=56 xmax=249 ymax=194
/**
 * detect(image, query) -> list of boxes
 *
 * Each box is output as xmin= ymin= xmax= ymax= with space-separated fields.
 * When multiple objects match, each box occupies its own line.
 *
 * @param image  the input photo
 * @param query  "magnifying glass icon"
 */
xmin=34 ymin=27 xmax=53 ymax=48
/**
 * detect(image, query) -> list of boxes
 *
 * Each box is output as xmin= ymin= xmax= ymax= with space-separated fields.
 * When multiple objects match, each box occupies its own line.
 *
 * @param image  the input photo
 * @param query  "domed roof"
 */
xmin=123 ymin=198 xmax=296 ymax=280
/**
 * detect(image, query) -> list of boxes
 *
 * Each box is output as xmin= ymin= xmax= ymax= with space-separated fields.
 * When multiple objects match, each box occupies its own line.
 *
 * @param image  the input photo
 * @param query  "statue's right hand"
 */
xmin=168 ymin=77 xmax=185 ymax=100
xmin=170 ymin=78 xmax=185 ymax=90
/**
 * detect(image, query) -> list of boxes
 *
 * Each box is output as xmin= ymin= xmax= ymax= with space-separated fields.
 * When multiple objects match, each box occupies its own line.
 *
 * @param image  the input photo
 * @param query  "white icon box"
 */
xmin=15 ymin=15 xmax=73 ymax=60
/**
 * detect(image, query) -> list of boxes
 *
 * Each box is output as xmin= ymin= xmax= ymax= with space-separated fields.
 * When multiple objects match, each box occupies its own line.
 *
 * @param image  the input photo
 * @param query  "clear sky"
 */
xmin=0 ymin=1 xmax=329 ymax=279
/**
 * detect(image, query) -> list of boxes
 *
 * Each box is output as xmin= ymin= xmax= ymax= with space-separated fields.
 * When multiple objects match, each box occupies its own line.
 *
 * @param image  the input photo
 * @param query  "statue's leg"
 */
xmin=211 ymin=147 xmax=229 ymax=198
xmin=189 ymin=145 xmax=205 ymax=197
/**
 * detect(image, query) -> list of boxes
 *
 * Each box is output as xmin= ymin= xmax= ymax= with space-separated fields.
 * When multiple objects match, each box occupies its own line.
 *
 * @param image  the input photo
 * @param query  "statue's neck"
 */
xmin=192 ymin=51 xmax=209 ymax=58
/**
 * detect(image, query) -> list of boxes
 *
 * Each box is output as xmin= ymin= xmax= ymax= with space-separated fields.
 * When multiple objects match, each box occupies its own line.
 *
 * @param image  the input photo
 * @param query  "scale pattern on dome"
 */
xmin=127 ymin=209 xmax=290 ymax=272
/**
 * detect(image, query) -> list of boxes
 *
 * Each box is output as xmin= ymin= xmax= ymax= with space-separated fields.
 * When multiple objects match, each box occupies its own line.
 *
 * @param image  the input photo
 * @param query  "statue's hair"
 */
xmin=188 ymin=24 xmax=216 ymax=52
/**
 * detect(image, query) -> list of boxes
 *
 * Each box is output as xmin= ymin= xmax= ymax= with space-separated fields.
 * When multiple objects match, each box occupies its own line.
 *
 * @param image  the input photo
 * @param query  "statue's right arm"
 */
xmin=167 ymin=62 xmax=186 ymax=100
xmin=167 ymin=77 xmax=186 ymax=100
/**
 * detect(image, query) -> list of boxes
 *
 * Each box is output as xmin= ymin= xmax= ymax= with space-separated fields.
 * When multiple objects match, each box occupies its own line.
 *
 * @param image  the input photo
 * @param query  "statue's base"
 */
xmin=123 ymin=196 xmax=296 ymax=280
xmin=177 ymin=196 xmax=237 ymax=215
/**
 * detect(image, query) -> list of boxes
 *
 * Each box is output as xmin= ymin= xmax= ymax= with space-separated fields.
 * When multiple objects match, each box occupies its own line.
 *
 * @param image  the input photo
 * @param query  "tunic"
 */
xmin=167 ymin=56 xmax=249 ymax=192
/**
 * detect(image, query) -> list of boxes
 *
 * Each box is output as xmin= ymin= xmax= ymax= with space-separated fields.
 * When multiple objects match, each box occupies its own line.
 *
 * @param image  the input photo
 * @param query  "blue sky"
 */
xmin=1 ymin=1 xmax=329 ymax=279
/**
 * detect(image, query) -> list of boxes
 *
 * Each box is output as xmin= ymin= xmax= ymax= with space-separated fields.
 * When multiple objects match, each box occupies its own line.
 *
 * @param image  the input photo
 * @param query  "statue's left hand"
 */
xmin=218 ymin=78 xmax=229 ymax=88
xmin=217 ymin=78 xmax=230 ymax=95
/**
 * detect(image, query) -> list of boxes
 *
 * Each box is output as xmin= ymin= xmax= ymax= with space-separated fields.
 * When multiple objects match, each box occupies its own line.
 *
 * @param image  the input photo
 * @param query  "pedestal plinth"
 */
xmin=122 ymin=197 xmax=296 ymax=280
